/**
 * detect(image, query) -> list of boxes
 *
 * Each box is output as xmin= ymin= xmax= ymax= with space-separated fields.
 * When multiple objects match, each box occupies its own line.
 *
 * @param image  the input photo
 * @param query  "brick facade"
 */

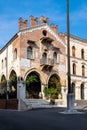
xmin=0 ymin=15 xmax=87 ymax=102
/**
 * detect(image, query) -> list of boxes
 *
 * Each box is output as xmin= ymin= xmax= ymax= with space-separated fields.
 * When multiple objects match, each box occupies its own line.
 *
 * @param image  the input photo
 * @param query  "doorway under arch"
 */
xmin=81 ymin=83 xmax=84 ymax=100
xmin=9 ymin=70 xmax=17 ymax=98
xmin=1 ymin=75 xmax=7 ymax=90
xmin=71 ymin=82 xmax=75 ymax=99
xmin=26 ymin=71 xmax=41 ymax=98
xmin=48 ymin=74 xmax=61 ymax=99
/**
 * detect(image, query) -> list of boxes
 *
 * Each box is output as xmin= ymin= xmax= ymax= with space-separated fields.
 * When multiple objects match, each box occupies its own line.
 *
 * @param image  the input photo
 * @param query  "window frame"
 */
xmin=72 ymin=46 xmax=75 ymax=57
xmin=81 ymin=49 xmax=84 ymax=59
xmin=27 ymin=46 xmax=33 ymax=59
xmin=72 ymin=63 xmax=76 ymax=75
xmin=82 ymin=65 xmax=85 ymax=76
xmin=53 ymin=52 xmax=57 ymax=63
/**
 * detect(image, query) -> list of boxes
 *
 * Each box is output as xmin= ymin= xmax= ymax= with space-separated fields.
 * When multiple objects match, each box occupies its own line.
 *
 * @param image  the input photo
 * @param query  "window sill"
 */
xmin=27 ymin=58 xmax=34 ymax=60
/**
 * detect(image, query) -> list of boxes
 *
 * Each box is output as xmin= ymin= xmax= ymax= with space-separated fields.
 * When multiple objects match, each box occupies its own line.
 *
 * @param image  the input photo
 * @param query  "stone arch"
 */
xmin=0 ymin=73 xmax=6 ymax=82
xmin=47 ymin=72 xmax=60 ymax=85
xmin=24 ymin=68 xmax=46 ymax=84
xmin=1 ymin=75 xmax=6 ymax=82
xmin=9 ymin=69 xmax=17 ymax=98
xmin=48 ymin=73 xmax=60 ymax=88
xmin=1 ymin=74 xmax=7 ymax=92
xmin=47 ymin=73 xmax=61 ymax=99
xmin=25 ymin=70 xmax=41 ymax=98
xmin=9 ymin=67 xmax=17 ymax=78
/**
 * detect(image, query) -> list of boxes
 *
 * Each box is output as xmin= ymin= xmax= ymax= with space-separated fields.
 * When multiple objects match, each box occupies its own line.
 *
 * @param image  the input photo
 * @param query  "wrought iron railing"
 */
xmin=40 ymin=58 xmax=54 ymax=66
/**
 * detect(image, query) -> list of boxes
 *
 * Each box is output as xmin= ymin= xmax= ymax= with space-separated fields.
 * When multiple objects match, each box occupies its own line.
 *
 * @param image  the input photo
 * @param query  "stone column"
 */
xmin=75 ymin=83 xmax=81 ymax=100
xmin=17 ymin=77 xmax=26 ymax=99
xmin=6 ymin=80 xmax=9 ymax=99
xmin=61 ymin=86 xmax=67 ymax=106
xmin=41 ymin=83 xmax=47 ymax=100
xmin=84 ymin=84 xmax=87 ymax=99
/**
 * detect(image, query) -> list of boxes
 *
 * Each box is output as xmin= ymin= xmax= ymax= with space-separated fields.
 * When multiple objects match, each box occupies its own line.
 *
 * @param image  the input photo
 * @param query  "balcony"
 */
xmin=40 ymin=58 xmax=54 ymax=66
xmin=40 ymin=58 xmax=54 ymax=71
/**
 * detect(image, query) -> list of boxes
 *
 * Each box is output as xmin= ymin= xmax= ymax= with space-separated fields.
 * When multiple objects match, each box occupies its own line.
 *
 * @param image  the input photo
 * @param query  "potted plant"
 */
xmin=44 ymin=87 xmax=58 ymax=105
xmin=44 ymin=82 xmax=61 ymax=105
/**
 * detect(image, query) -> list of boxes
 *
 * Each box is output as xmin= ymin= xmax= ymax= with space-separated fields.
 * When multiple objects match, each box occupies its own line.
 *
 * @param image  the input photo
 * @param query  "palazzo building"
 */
xmin=0 ymin=16 xmax=66 ymax=101
xmin=65 ymin=34 xmax=87 ymax=100
xmin=0 ymin=15 xmax=87 ymax=102
xmin=60 ymin=33 xmax=87 ymax=100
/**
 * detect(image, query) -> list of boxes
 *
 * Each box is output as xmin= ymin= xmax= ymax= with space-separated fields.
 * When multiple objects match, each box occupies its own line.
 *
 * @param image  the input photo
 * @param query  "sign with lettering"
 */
xmin=20 ymin=58 xmax=30 ymax=68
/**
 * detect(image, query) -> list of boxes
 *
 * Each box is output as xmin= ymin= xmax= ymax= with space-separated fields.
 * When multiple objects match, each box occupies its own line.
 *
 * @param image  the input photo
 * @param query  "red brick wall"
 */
xmin=19 ymin=28 xmax=66 ymax=58
xmin=0 ymin=99 xmax=18 ymax=110
xmin=0 ymin=99 xmax=6 ymax=109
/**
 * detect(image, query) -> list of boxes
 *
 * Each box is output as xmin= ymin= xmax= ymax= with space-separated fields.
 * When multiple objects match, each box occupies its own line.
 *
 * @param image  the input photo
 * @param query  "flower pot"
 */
xmin=49 ymin=99 xmax=55 ymax=105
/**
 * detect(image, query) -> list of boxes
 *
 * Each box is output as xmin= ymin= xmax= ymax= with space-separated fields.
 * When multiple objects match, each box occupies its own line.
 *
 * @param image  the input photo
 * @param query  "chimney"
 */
xmin=59 ymin=33 xmax=65 ymax=42
xmin=18 ymin=17 xmax=28 ymax=31
xmin=50 ymin=24 xmax=58 ymax=34
xmin=30 ymin=15 xmax=38 ymax=27
xmin=40 ymin=16 xmax=49 ymax=25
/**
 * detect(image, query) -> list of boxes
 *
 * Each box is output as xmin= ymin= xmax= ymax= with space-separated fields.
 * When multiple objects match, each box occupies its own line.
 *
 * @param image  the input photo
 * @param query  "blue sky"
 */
xmin=0 ymin=0 xmax=87 ymax=49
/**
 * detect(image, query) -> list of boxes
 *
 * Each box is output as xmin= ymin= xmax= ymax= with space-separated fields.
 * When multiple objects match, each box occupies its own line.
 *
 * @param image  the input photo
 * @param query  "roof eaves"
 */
xmin=0 ymin=33 xmax=18 ymax=53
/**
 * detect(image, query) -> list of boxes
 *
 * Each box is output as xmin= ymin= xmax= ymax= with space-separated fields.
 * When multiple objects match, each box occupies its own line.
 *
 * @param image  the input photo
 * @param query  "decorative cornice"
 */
xmin=65 ymin=33 xmax=87 ymax=45
xmin=0 ymin=33 xmax=18 ymax=53
xmin=72 ymin=60 xmax=78 ymax=63
xmin=71 ymin=74 xmax=87 ymax=78
xmin=71 ymin=56 xmax=87 ymax=62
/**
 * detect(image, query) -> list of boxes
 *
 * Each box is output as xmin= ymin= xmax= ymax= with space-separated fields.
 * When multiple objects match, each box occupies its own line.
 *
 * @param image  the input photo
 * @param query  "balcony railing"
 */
xmin=40 ymin=58 xmax=54 ymax=66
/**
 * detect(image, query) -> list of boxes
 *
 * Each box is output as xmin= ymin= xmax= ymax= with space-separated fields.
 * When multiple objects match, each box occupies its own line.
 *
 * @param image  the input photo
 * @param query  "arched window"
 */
xmin=72 ymin=82 xmax=75 ymax=98
xmin=73 ymin=63 xmax=76 ymax=75
xmin=9 ymin=70 xmax=17 ymax=98
xmin=27 ymin=46 xmax=32 ymax=59
xmin=42 ymin=52 xmax=47 ymax=64
xmin=81 ymin=83 xmax=84 ymax=99
xmin=2 ymin=60 xmax=3 ymax=69
xmin=82 ymin=65 xmax=85 ymax=76
xmin=53 ymin=52 xmax=57 ymax=63
xmin=14 ymin=48 xmax=17 ymax=59
xmin=1 ymin=75 xmax=7 ymax=90
xmin=72 ymin=46 xmax=75 ymax=57
xmin=81 ymin=49 xmax=84 ymax=59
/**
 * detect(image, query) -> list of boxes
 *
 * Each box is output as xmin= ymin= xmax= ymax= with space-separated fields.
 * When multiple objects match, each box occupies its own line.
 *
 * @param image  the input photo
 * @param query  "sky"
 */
xmin=0 ymin=0 xmax=87 ymax=49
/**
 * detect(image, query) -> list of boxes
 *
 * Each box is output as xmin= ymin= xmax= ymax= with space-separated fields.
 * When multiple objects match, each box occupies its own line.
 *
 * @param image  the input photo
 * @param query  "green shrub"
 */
xmin=44 ymin=82 xmax=61 ymax=99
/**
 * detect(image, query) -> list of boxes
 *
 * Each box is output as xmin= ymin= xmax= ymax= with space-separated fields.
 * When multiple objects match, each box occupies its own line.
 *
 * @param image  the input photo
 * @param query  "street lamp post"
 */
xmin=66 ymin=0 xmax=75 ymax=113
xmin=66 ymin=0 xmax=72 ymax=93
xmin=6 ymin=47 xmax=9 ymax=109
xmin=61 ymin=0 xmax=82 ymax=114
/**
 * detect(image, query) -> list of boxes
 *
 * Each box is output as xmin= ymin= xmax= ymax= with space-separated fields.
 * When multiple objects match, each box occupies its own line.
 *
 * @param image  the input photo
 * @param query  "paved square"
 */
xmin=0 ymin=108 xmax=87 ymax=130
